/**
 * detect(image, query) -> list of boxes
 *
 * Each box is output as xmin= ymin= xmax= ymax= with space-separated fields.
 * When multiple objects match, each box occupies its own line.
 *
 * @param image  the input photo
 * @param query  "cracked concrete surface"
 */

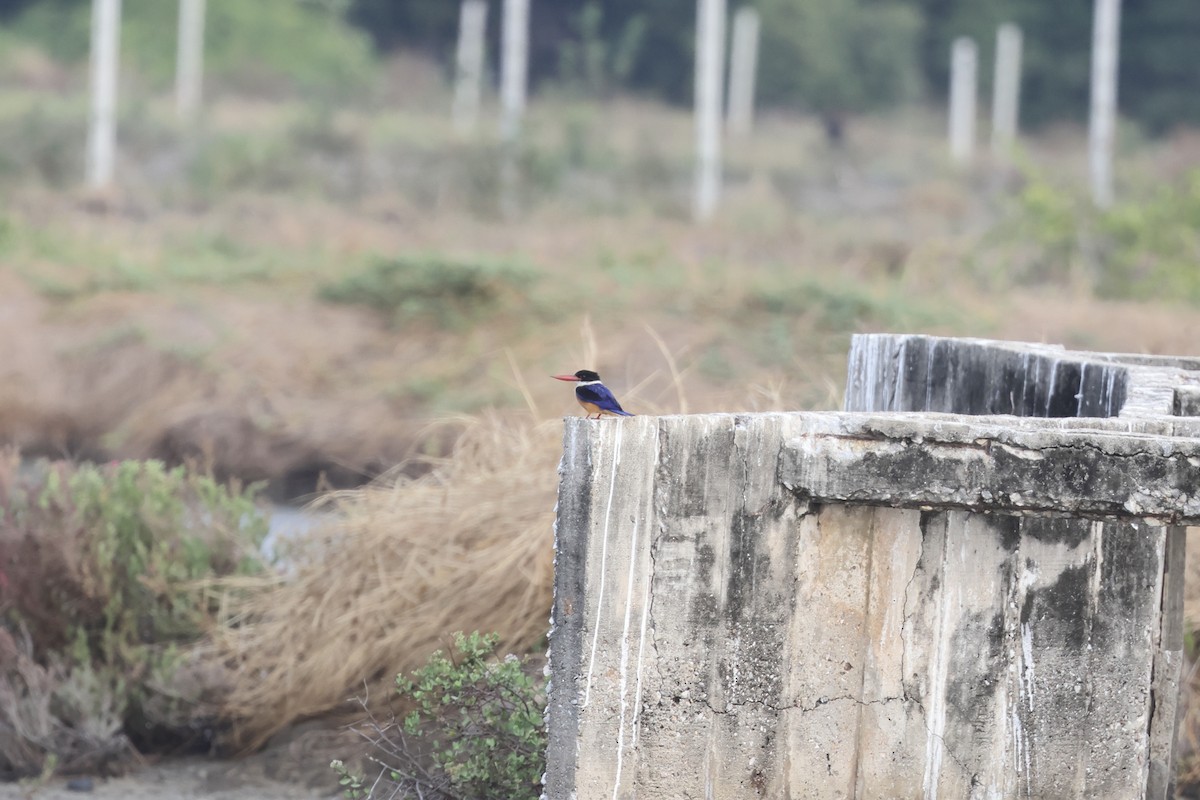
xmin=548 ymin=411 xmax=1187 ymax=799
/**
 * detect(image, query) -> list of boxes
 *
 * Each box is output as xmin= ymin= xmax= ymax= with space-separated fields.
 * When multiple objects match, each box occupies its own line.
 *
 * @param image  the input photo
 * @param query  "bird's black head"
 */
xmin=574 ymin=370 xmax=601 ymax=382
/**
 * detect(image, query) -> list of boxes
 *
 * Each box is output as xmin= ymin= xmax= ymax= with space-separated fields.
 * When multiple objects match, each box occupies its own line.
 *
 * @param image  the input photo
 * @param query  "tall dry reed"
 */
xmin=208 ymin=412 xmax=560 ymax=751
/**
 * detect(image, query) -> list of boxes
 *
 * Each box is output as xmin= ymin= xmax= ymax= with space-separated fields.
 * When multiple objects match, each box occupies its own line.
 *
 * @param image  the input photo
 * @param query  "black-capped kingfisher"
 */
xmin=552 ymin=370 xmax=633 ymax=419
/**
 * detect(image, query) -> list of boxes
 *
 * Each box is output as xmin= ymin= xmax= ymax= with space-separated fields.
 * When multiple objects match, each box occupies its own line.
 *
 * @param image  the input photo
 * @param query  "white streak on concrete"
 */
xmin=584 ymin=424 xmax=622 ymax=708
xmin=631 ymin=424 xmax=659 ymax=750
xmin=1009 ymin=704 xmax=1025 ymax=786
xmin=922 ymin=579 xmax=955 ymax=799
xmin=1020 ymin=622 xmax=1036 ymax=712
xmin=611 ymin=511 xmax=641 ymax=799
xmin=1090 ymin=521 xmax=1105 ymax=604
xmin=631 ymin=569 xmax=651 ymax=749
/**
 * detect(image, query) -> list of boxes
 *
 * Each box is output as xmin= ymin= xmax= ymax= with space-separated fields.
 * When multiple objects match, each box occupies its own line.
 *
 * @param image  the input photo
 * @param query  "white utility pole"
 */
xmin=693 ymin=0 xmax=726 ymax=221
xmin=175 ymin=0 xmax=206 ymax=124
xmin=990 ymin=23 xmax=1022 ymax=155
xmin=948 ymin=37 xmax=977 ymax=166
xmin=453 ymin=0 xmax=488 ymax=136
xmin=87 ymin=0 xmax=121 ymax=189
xmin=500 ymin=0 xmax=530 ymax=143
xmin=726 ymin=6 xmax=760 ymax=137
xmin=1089 ymin=0 xmax=1122 ymax=208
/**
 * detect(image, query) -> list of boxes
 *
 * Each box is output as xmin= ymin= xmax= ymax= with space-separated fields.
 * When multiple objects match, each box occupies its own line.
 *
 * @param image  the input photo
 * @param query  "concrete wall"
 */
xmin=547 ymin=411 xmax=1193 ymax=799
xmin=845 ymin=333 xmax=1200 ymax=420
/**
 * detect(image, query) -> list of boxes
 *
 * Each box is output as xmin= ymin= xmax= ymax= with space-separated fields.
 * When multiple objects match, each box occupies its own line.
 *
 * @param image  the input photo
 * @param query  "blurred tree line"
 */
xmin=347 ymin=0 xmax=1200 ymax=132
xmin=0 ymin=0 xmax=1197 ymax=132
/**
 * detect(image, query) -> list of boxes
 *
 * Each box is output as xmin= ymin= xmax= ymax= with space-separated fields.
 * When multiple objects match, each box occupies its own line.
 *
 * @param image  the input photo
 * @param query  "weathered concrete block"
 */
xmin=841 ymin=334 xmax=1195 ymax=799
xmin=547 ymin=413 xmax=1188 ymax=800
xmin=845 ymin=333 xmax=1200 ymax=420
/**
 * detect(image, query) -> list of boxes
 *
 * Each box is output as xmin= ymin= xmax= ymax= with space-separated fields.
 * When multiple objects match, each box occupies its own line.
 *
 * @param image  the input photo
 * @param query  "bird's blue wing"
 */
xmin=576 ymin=383 xmax=633 ymax=415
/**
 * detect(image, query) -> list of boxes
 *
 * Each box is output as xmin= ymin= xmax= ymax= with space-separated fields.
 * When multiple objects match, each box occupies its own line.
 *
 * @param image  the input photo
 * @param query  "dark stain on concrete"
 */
xmin=1022 ymin=515 xmax=1091 ymax=549
xmin=1021 ymin=560 xmax=1092 ymax=651
xmin=848 ymin=335 xmax=1129 ymax=419
xmin=545 ymin=419 xmax=596 ymax=800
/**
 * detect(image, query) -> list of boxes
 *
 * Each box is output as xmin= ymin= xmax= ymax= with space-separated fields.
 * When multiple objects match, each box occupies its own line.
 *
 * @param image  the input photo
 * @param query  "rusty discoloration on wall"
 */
xmin=548 ymin=412 xmax=1188 ymax=800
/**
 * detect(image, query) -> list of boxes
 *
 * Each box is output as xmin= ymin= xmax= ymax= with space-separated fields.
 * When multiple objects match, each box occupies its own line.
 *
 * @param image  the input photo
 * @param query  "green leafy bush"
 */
xmin=1094 ymin=171 xmax=1200 ymax=302
xmin=334 ymin=631 xmax=545 ymax=800
xmin=756 ymin=0 xmax=922 ymax=114
xmin=994 ymin=166 xmax=1200 ymax=302
xmin=0 ymin=103 xmax=84 ymax=188
xmin=318 ymin=255 xmax=537 ymax=328
xmin=744 ymin=274 xmax=949 ymax=333
xmin=557 ymin=3 xmax=648 ymax=97
xmin=0 ymin=455 xmax=268 ymax=777
xmin=1005 ymin=170 xmax=1085 ymax=285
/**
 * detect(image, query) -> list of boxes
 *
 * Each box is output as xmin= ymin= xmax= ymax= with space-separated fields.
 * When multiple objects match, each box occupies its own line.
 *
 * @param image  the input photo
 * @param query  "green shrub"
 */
xmin=317 ymin=255 xmax=537 ymax=328
xmin=188 ymin=132 xmax=305 ymax=196
xmin=1094 ymin=171 xmax=1200 ymax=302
xmin=333 ymin=631 xmax=545 ymax=800
xmin=0 ymin=104 xmax=84 ymax=188
xmin=1004 ymin=170 xmax=1085 ymax=285
xmin=0 ymin=455 xmax=268 ymax=777
xmin=744 ymin=274 xmax=949 ymax=333
xmin=994 ymin=166 xmax=1200 ymax=302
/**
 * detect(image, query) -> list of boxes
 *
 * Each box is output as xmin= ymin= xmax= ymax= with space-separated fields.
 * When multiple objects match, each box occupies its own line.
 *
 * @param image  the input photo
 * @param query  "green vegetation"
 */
xmin=317 ymin=255 xmax=538 ymax=328
xmin=744 ymin=274 xmax=952 ymax=334
xmin=2 ymin=0 xmax=375 ymax=98
xmin=334 ymin=631 xmax=545 ymax=800
xmin=911 ymin=0 xmax=1200 ymax=131
xmin=993 ymin=165 xmax=1200 ymax=303
xmin=0 ymin=1 xmax=1192 ymax=792
xmin=0 ymin=0 xmax=1195 ymax=132
xmin=556 ymin=3 xmax=648 ymax=97
xmin=0 ymin=456 xmax=268 ymax=777
xmin=1096 ymin=171 xmax=1200 ymax=301
xmin=756 ymin=0 xmax=922 ymax=115
xmin=340 ymin=0 xmax=1200 ymax=132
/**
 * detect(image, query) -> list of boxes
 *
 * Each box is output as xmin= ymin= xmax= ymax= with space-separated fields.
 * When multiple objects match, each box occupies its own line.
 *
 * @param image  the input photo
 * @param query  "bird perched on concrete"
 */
xmin=552 ymin=370 xmax=634 ymax=419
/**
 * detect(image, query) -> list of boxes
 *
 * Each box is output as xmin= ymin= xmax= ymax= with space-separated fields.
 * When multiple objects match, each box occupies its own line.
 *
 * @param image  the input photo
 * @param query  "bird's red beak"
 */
xmin=552 ymin=374 xmax=580 ymax=382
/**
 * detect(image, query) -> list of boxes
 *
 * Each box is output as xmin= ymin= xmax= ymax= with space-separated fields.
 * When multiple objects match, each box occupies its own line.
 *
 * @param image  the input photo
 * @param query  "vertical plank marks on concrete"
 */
xmin=1087 ymin=521 xmax=1162 ymax=795
xmin=1147 ymin=526 xmax=1185 ymax=799
xmin=850 ymin=507 xmax=925 ymax=798
xmin=1001 ymin=516 xmax=1162 ymax=797
xmin=1009 ymin=517 xmax=1098 ymax=795
xmin=571 ymin=417 xmax=658 ymax=799
xmin=640 ymin=414 xmax=731 ymax=798
xmin=550 ymin=413 xmax=1187 ymax=799
xmin=641 ymin=414 xmax=803 ymax=797
xmin=544 ymin=419 xmax=594 ymax=800
xmin=897 ymin=511 xmax=1022 ymax=798
xmin=779 ymin=504 xmax=873 ymax=797
xmin=843 ymin=334 xmax=1131 ymax=420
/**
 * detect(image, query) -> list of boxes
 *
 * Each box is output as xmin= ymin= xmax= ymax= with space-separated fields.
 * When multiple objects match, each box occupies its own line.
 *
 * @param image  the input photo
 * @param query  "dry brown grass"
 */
xmin=206 ymin=411 xmax=559 ymax=752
